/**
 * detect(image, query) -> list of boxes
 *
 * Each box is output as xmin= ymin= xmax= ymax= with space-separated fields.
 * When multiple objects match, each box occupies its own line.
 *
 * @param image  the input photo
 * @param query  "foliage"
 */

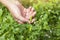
xmin=0 ymin=0 xmax=60 ymax=40
xmin=20 ymin=0 xmax=32 ymax=8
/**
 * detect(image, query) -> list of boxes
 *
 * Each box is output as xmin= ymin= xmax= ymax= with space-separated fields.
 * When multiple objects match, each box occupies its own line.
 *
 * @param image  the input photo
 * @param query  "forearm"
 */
xmin=11 ymin=0 xmax=25 ymax=14
xmin=0 ymin=0 xmax=12 ymax=7
xmin=13 ymin=0 xmax=25 ymax=11
xmin=0 ymin=0 xmax=25 ymax=10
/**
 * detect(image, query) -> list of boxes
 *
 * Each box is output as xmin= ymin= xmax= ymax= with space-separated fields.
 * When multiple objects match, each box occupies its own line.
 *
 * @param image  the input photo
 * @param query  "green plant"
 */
xmin=0 ymin=0 xmax=60 ymax=40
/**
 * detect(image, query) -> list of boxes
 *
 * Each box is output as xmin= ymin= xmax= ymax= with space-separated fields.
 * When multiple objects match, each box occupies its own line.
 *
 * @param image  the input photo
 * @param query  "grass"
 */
xmin=0 ymin=0 xmax=60 ymax=40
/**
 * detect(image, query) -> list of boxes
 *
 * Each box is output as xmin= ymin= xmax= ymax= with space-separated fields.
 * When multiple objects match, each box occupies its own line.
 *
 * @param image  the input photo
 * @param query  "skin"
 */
xmin=0 ymin=0 xmax=36 ymax=24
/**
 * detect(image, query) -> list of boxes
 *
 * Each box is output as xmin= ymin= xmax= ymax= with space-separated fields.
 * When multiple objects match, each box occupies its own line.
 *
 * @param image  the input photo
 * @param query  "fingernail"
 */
xmin=32 ymin=19 xmax=36 ymax=22
xmin=28 ymin=21 xmax=31 ymax=23
xmin=32 ymin=8 xmax=34 ymax=11
xmin=34 ymin=11 xmax=36 ymax=14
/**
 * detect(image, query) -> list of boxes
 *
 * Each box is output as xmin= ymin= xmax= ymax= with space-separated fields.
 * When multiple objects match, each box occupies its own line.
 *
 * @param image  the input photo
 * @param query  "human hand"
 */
xmin=23 ymin=7 xmax=36 ymax=23
xmin=1 ymin=0 xmax=36 ymax=24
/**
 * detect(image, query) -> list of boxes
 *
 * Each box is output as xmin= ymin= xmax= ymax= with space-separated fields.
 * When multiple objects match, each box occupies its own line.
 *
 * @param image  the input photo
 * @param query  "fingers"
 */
xmin=25 ymin=9 xmax=36 ymax=19
xmin=29 ymin=6 xmax=34 ymax=11
xmin=28 ymin=6 xmax=32 ymax=11
xmin=31 ymin=11 xmax=36 ymax=17
xmin=31 ymin=18 xmax=36 ymax=23
xmin=29 ymin=6 xmax=35 ymax=12
xmin=14 ymin=18 xmax=23 ymax=24
xmin=19 ymin=16 xmax=30 ymax=23
xmin=14 ymin=16 xmax=36 ymax=24
xmin=29 ymin=18 xmax=36 ymax=23
xmin=28 ymin=6 xmax=36 ymax=17
xmin=19 ymin=6 xmax=36 ymax=23
xmin=26 ymin=6 xmax=34 ymax=15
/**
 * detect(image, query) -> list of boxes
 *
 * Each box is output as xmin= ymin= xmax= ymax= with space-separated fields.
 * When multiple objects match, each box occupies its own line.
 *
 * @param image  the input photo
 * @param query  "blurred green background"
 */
xmin=0 ymin=0 xmax=60 ymax=40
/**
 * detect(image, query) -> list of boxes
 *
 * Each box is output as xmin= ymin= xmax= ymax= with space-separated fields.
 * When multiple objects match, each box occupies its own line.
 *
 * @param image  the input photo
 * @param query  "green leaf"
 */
xmin=0 ymin=9 xmax=3 ymax=17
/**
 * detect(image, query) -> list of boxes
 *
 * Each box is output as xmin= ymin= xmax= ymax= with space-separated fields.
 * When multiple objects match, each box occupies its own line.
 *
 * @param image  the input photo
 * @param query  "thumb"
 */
xmin=18 ymin=16 xmax=30 ymax=23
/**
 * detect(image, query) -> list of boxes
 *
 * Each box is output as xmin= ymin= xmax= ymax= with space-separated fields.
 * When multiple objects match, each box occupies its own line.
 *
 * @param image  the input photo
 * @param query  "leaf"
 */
xmin=0 ymin=9 xmax=3 ymax=17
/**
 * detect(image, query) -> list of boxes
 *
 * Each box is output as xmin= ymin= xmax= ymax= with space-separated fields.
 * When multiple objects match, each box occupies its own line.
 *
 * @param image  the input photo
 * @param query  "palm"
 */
xmin=3 ymin=0 xmax=36 ymax=24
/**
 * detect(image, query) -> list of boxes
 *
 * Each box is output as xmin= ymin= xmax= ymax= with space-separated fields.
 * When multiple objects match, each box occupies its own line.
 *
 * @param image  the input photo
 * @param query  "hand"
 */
xmin=15 ymin=7 xmax=36 ymax=24
xmin=23 ymin=7 xmax=36 ymax=23
xmin=13 ymin=1 xmax=36 ymax=23
xmin=1 ymin=0 xmax=36 ymax=24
